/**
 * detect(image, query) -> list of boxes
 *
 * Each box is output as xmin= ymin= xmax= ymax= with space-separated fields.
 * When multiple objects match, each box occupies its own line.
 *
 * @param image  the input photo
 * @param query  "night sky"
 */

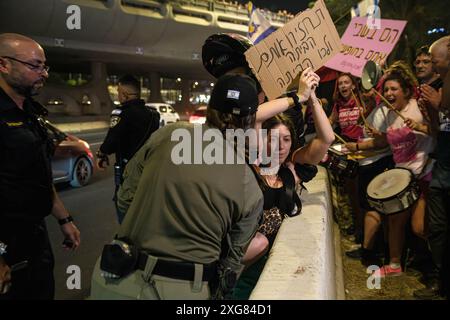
xmin=236 ymin=0 xmax=310 ymax=14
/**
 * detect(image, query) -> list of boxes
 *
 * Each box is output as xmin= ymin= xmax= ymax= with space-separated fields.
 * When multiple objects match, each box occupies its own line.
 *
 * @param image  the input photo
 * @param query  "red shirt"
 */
xmin=332 ymin=98 xmax=364 ymax=141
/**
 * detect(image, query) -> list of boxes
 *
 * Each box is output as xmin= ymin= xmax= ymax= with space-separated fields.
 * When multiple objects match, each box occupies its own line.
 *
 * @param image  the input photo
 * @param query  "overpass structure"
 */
xmin=0 ymin=0 xmax=287 ymax=115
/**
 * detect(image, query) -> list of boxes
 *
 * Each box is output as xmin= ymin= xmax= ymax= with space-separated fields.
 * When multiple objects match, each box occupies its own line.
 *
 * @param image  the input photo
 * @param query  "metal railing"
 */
xmin=165 ymin=0 xmax=292 ymax=24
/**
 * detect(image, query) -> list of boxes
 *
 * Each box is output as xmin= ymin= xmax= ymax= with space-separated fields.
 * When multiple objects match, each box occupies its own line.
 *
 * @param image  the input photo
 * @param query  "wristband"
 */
xmin=58 ymin=216 xmax=74 ymax=226
xmin=287 ymin=91 xmax=301 ymax=110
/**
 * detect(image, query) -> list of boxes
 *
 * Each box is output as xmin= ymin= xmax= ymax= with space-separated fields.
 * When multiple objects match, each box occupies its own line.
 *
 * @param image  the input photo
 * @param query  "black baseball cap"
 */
xmin=209 ymin=74 xmax=259 ymax=117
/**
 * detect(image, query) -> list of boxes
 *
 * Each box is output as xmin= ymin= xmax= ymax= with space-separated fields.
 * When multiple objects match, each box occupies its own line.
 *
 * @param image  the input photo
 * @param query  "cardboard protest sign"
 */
xmin=244 ymin=0 xmax=342 ymax=100
xmin=325 ymin=17 xmax=407 ymax=77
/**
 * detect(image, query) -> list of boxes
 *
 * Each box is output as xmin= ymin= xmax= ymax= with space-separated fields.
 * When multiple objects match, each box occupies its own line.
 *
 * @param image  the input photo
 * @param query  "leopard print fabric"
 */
xmin=258 ymin=207 xmax=284 ymax=237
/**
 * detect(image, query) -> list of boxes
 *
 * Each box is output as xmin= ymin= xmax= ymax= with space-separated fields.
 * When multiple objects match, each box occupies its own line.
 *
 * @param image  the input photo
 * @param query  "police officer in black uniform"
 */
xmin=0 ymin=33 xmax=80 ymax=299
xmin=96 ymin=75 xmax=160 ymax=224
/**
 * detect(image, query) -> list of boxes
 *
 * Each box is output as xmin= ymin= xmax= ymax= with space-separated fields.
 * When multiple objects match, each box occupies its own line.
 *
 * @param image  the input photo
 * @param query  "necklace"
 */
xmin=265 ymin=174 xmax=282 ymax=188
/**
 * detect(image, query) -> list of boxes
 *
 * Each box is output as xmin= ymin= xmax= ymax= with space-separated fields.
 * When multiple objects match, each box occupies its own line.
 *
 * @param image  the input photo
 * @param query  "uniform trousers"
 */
xmin=0 ymin=219 xmax=54 ymax=300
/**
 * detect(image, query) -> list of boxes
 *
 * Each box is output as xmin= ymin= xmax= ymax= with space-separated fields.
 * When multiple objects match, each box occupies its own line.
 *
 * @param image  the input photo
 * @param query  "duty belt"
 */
xmin=137 ymin=253 xmax=217 ymax=282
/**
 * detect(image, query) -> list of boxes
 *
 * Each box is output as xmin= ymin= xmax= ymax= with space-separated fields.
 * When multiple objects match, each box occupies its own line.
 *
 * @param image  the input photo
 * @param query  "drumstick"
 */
xmin=332 ymin=133 xmax=358 ymax=160
xmin=351 ymin=90 xmax=370 ymax=128
xmin=334 ymin=132 xmax=347 ymax=144
xmin=372 ymin=89 xmax=406 ymax=121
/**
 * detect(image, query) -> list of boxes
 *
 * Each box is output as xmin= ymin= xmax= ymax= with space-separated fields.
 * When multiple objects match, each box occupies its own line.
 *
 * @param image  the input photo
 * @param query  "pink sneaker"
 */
xmin=379 ymin=264 xmax=402 ymax=277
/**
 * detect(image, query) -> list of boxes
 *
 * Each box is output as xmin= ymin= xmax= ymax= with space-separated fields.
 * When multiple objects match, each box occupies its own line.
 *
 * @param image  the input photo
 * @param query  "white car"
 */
xmin=145 ymin=103 xmax=180 ymax=127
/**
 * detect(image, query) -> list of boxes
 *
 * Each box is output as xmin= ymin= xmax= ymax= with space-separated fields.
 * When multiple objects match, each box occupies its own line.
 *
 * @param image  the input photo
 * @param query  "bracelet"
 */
xmin=287 ymin=91 xmax=301 ymax=110
xmin=58 ymin=216 xmax=74 ymax=226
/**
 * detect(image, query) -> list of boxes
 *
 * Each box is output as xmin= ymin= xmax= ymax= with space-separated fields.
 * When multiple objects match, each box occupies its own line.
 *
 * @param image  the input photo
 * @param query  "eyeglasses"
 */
xmin=1 ymin=56 xmax=50 ymax=73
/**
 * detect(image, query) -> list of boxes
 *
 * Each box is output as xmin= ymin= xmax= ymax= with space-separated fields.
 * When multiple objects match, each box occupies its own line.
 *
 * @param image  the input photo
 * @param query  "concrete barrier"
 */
xmin=250 ymin=166 xmax=345 ymax=300
xmin=53 ymin=121 xmax=109 ymax=134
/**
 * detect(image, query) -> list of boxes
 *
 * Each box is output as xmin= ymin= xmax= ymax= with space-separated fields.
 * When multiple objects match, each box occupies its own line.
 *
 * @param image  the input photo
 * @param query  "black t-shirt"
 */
xmin=100 ymin=99 xmax=160 ymax=164
xmin=431 ymin=77 xmax=450 ymax=163
xmin=0 ymin=88 xmax=54 ymax=223
xmin=429 ymin=76 xmax=450 ymax=188
xmin=428 ymin=77 xmax=444 ymax=91
xmin=257 ymin=167 xmax=301 ymax=243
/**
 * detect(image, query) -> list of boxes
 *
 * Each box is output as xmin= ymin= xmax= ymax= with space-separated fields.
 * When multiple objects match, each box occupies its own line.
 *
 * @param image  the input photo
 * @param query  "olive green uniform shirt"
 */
xmin=117 ymin=122 xmax=263 ymax=274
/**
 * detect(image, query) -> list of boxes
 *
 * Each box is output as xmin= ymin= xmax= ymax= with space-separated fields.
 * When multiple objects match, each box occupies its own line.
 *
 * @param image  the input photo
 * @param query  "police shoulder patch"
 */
xmin=110 ymin=116 xmax=121 ymax=128
xmin=111 ymin=109 xmax=122 ymax=115
xmin=6 ymin=121 xmax=24 ymax=127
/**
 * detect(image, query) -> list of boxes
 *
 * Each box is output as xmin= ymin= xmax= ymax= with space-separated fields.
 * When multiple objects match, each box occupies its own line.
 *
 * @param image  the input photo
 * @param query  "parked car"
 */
xmin=44 ymin=120 xmax=94 ymax=187
xmin=189 ymin=105 xmax=207 ymax=124
xmin=145 ymin=102 xmax=180 ymax=127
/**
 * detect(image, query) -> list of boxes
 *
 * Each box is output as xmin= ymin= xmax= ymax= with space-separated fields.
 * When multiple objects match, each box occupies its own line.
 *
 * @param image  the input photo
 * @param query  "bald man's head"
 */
xmin=0 ymin=33 xmax=48 ymax=97
xmin=0 ymin=33 xmax=44 ymax=57
xmin=430 ymin=35 xmax=450 ymax=79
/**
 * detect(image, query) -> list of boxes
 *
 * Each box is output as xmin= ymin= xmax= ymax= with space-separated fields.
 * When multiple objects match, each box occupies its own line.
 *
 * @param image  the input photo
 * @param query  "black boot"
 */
xmin=345 ymin=248 xmax=382 ymax=266
xmin=413 ymin=278 xmax=442 ymax=300
xmin=345 ymin=247 xmax=364 ymax=259
xmin=361 ymin=248 xmax=382 ymax=267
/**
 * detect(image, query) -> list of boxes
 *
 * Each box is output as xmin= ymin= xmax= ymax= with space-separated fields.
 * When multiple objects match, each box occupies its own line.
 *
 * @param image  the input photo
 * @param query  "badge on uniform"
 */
xmin=110 ymin=116 xmax=121 ymax=128
xmin=6 ymin=121 xmax=24 ymax=127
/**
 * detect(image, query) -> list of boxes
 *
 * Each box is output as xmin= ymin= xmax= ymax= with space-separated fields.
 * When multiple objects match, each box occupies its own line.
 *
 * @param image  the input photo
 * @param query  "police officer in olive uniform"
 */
xmin=0 ymin=33 xmax=80 ymax=299
xmin=96 ymin=75 xmax=160 ymax=224
xmin=90 ymin=74 xmax=264 ymax=300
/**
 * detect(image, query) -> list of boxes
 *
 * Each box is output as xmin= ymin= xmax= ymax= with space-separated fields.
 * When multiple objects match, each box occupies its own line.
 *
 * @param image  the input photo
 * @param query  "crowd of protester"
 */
xmin=324 ymin=36 xmax=450 ymax=299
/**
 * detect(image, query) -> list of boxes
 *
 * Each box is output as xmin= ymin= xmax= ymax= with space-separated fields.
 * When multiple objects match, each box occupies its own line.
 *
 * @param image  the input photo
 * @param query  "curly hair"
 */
xmin=386 ymin=60 xmax=418 ymax=87
xmin=383 ymin=61 xmax=418 ymax=100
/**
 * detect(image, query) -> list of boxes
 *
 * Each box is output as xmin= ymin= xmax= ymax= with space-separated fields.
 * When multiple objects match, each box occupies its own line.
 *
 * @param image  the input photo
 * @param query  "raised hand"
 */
xmin=421 ymin=84 xmax=441 ymax=110
xmin=298 ymin=67 xmax=320 ymax=103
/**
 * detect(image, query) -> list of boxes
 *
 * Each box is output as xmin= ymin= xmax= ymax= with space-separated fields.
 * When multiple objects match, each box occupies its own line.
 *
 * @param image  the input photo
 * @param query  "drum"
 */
xmin=366 ymin=168 xmax=420 ymax=215
xmin=321 ymin=144 xmax=358 ymax=178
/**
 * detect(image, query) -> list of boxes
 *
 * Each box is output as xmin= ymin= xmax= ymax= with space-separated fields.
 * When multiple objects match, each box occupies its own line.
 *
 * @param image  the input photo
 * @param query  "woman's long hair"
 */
xmin=261 ymin=114 xmax=302 ymax=217
xmin=206 ymin=107 xmax=256 ymax=134
xmin=261 ymin=114 xmax=297 ymax=166
xmin=332 ymin=72 xmax=360 ymax=102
